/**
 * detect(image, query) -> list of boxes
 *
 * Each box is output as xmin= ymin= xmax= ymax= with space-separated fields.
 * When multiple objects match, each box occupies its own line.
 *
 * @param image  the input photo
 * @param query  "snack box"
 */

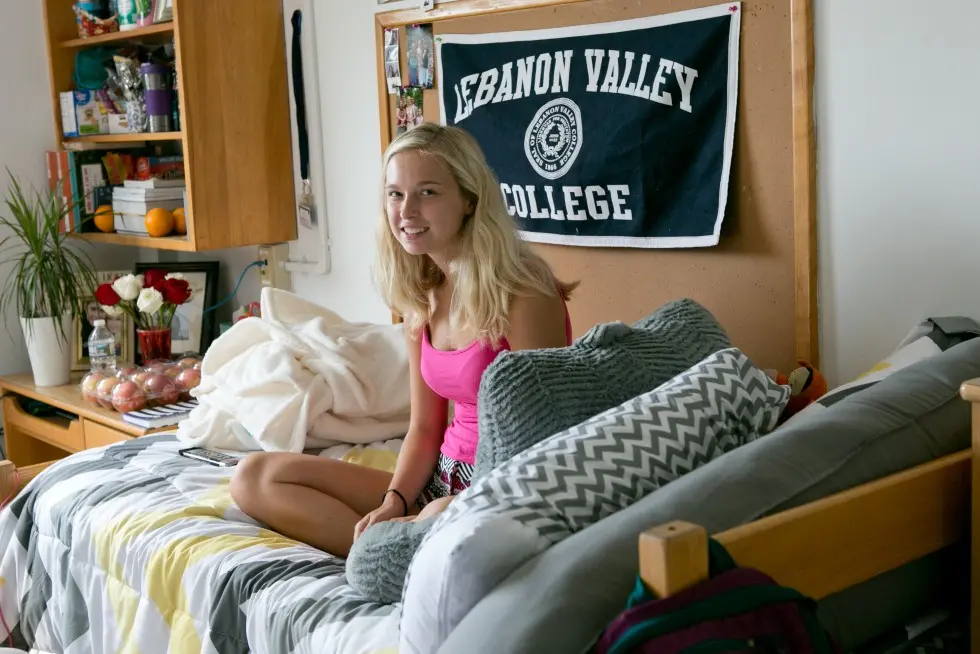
xmin=60 ymin=90 xmax=111 ymax=137
xmin=80 ymin=356 xmax=203 ymax=413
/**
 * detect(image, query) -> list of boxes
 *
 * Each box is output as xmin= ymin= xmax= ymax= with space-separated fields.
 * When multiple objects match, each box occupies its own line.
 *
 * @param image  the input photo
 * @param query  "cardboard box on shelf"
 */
xmin=59 ymin=90 xmax=112 ymax=137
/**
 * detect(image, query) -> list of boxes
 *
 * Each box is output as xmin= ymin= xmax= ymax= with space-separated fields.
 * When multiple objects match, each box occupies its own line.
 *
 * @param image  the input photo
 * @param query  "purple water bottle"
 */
xmin=140 ymin=63 xmax=173 ymax=133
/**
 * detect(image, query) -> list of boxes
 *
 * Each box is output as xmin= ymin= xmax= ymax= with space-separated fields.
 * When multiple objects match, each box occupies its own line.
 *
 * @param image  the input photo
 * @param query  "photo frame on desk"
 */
xmin=72 ymin=270 xmax=135 ymax=371
xmin=133 ymin=261 xmax=220 ymax=357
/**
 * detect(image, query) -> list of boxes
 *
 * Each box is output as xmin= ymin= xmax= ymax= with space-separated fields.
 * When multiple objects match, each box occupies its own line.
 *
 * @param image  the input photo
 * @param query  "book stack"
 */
xmin=112 ymin=179 xmax=186 ymax=235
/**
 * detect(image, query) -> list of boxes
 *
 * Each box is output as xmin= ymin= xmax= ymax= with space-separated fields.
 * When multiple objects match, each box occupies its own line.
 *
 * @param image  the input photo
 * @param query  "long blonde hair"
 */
xmin=374 ymin=124 xmax=577 ymax=345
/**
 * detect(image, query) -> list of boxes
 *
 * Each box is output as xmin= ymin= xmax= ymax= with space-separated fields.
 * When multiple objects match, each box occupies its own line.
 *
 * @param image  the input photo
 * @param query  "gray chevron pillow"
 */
xmin=399 ymin=347 xmax=790 ymax=654
xmin=474 ymin=298 xmax=732 ymax=480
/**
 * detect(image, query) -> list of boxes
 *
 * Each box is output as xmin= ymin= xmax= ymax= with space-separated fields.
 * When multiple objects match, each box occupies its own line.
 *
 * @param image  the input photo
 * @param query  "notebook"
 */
xmin=123 ymin=399 xmax=199 ymax=429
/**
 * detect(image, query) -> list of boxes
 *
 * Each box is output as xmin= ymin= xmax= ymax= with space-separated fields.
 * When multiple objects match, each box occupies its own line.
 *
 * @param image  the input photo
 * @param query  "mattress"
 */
xmin=0 ymin=434 xmax=404 ymax=653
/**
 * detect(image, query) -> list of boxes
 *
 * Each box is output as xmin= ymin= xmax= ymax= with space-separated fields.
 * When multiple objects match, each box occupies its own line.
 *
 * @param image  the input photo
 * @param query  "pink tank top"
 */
xmin=420 ymin=306 xmax=573 ymax=465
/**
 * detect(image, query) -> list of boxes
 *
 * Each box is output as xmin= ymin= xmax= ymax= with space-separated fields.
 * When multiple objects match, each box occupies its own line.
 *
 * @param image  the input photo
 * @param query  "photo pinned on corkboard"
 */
xmin=396 ymin=87 xmax=424 ymax=135
xmin=406 ymin=24 xmax=434 ymax=89
xmin=383 ymin=28 xmax=401 ymax=94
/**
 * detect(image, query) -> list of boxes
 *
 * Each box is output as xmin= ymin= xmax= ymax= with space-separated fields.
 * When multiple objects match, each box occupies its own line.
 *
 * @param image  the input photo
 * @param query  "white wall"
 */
xmin=0 ymin=2 xmax=50 ymax=374
xmin=286 ymin=0 xmax=390 ymax=324
xmin=815 ymin=0 xmax=980 ymax=384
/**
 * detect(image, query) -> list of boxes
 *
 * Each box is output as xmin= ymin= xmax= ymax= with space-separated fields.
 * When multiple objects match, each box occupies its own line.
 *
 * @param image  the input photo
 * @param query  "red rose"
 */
xmin=94 ymin=283 xmax=121 ymax=306
xmin=143 ymin=269 xmax=167 ymax=290
xmin=160 ymin=278 xmax=191 ymax=305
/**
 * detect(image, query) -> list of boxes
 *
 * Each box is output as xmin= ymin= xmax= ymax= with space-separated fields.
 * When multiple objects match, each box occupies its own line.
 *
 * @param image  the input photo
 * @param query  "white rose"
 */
xmin=137 ymin=287 xmax=164 ymax=314
xmin=101 ymin=304 xmax=123 ymax=317
xmin=112 ymin=274 xmax=144 ymax=301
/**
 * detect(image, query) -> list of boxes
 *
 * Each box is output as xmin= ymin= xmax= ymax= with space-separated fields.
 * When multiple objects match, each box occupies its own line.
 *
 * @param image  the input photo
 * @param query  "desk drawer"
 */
xmin=83 ymin=420 xmax=132 ymax=449
xmin=2 ymin=396 xmax=84 ymax=453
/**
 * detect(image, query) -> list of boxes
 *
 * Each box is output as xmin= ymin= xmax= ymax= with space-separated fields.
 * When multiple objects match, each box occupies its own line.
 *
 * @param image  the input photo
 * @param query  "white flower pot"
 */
xmin=20 ymin=314 xmax=72 ymax=387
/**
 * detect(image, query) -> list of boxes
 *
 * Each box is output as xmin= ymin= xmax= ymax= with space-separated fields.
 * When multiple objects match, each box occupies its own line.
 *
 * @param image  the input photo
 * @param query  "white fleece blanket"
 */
xmin=176 ymin=288 xmax=411 ymax=452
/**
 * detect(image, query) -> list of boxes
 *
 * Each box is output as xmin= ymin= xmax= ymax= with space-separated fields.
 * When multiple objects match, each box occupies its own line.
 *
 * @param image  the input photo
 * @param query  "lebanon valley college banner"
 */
xmin=436 ymin=3 xmax=741 ymax=248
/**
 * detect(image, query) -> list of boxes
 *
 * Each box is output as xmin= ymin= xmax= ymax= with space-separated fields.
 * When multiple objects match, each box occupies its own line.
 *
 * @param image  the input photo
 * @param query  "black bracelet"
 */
xmin=383 ymin=488 xmax=409 ymax=516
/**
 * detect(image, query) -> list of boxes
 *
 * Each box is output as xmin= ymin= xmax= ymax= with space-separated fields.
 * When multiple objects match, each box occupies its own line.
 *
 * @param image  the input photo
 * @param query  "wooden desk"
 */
xmin=0 ymin=373 xmax=166 ymax=467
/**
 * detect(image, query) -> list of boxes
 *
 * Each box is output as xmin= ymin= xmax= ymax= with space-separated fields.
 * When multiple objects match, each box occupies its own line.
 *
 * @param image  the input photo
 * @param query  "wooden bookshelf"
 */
xmin=41 ymin=0 xmax=298 ymax=252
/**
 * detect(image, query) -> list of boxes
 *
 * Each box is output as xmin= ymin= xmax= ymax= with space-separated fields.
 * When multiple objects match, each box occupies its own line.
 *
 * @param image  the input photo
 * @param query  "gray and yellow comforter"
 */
xmin=0 ymin=434 xmax=402 ymax=653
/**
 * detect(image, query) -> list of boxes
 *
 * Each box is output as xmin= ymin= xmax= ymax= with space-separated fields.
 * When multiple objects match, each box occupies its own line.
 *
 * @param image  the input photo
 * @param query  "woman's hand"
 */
xmin=353 ymin=496 xmax=456 ymax=541
xmin=353 ymin=494 xmax=410 ymax=541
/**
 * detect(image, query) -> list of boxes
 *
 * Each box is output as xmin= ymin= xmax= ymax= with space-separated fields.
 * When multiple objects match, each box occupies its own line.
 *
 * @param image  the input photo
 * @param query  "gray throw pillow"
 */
xmin=345 ymin=516 xmax=437 ymax=604
xmin=474 ymin=297 xmax=732 ymax=479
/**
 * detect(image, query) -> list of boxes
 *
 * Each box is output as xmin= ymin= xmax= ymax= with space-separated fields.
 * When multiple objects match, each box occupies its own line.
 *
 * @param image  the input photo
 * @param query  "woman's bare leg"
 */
xmin=230 ymin=452 xmax=414 ymax=557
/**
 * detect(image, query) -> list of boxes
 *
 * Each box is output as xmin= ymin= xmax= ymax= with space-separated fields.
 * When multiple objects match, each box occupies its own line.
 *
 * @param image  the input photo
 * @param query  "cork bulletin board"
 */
xmin=374 ymin=0 xmax=816 ymax=372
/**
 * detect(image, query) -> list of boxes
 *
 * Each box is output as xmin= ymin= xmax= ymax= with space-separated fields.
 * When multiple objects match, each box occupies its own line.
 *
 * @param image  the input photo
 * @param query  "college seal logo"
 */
xmin=524 ymin=98 xmax=583 ymax=180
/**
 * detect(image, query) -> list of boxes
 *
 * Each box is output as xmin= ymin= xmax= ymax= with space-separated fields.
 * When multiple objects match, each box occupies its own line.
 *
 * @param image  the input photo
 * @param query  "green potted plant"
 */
xmin=0 ymin=172 xmax=98 ymax=386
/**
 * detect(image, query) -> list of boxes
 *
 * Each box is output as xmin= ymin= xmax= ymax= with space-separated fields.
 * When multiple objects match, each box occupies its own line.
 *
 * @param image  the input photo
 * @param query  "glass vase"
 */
xmin=137 ymin=327 xmax=173 ymax=363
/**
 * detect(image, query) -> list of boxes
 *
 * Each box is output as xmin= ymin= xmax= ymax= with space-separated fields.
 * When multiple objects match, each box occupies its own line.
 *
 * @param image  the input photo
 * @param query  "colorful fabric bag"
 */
xmin=597 ymin=540 xmax=840 ymax=654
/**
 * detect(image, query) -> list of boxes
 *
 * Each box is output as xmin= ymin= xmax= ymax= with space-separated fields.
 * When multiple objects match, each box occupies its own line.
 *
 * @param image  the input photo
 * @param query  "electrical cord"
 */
xmin=202 ymin=259 xmax=266 ymax=314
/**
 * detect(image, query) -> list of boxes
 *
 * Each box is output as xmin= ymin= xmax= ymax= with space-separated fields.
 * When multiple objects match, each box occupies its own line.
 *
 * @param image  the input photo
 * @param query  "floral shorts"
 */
xmin=417 ymin=452 xmax=474 ymax=509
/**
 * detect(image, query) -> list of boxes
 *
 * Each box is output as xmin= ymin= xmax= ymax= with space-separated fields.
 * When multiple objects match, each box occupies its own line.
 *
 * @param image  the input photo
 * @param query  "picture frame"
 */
xmin=405 ymin=24 xmax=434 ymax=88
xmin=72 ymin=270 xmax=135 ymax=371
xmin=133 ymin=261 xmax=220 ymax=358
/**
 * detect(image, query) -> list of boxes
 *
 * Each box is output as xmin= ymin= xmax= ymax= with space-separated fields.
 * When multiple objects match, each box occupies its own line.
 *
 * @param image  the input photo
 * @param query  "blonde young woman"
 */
xmin=230 ymin=124 xmax=576 ymax=558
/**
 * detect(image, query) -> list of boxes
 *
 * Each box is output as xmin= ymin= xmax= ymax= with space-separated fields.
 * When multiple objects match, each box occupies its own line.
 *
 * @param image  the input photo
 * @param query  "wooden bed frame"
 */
xmin=0 ymin=459 xmax=55 ymax=504
xmin=639 ymin=379 xmax=980 ymax=653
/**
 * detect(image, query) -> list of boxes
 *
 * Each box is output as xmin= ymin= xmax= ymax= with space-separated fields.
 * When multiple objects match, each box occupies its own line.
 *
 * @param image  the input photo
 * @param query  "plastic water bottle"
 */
xmin=88 ymin=319 xmax=117 ymax=373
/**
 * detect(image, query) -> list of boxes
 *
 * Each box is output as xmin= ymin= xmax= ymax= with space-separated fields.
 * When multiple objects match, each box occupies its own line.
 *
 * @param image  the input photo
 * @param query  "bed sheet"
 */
xmin=0 ymin=434 xmax=404 ymax=654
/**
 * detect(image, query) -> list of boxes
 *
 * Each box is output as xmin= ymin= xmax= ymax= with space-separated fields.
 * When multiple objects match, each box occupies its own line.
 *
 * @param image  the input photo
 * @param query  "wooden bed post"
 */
xmin=0 ymin=460 xmax=58 ymax=506
xmin=959 ymin=380 xmax=980 ymax=654
xmin=638 ymin=520 xmax=709 ymax=598
xmin=0 ymin=461 xmax=17 ymax=505
xmin=974 ymin=402 xmax=980 ymax=654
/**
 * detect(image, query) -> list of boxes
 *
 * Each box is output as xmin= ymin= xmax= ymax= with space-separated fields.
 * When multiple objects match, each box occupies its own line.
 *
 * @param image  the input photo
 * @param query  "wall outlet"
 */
xmin=257 ymin=243 xmax=292 ymax=290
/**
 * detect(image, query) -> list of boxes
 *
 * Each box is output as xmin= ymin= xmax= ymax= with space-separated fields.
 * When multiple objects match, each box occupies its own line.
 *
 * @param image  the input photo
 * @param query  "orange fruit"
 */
xmin=145 ymin=207 xmax=174 ymax=237
xmin=173 ymin=207 xmax=187 ymax=234
xmin=94 ymin=204 xmax=115 ymax=233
